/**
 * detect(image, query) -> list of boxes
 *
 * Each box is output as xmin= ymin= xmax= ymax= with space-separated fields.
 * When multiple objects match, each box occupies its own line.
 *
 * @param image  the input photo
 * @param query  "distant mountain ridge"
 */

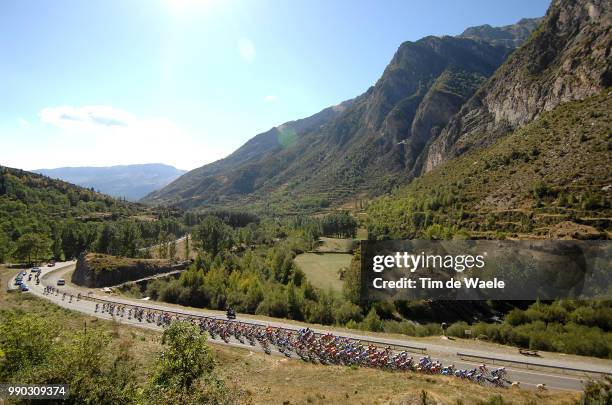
xmin=36 ymin=163 xmax=186 ymax=201
xmin=458 ymin=17 xmax=543 ymax=47
xmin=142 ymin=16 xmax=544 ymax=210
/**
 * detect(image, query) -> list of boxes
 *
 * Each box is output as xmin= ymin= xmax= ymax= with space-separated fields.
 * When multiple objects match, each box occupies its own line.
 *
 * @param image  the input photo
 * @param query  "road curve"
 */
xmin=12 ymin=263 xmax=612 ymax=392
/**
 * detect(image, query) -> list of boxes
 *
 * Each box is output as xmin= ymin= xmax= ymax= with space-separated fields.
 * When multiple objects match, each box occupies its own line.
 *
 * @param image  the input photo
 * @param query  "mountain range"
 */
xmin=35 ymin=164 xmax=186 ymax=201
xmin=144 ymin=0 xmax=609 ymax=217
xmin=142 ymin=17 xmax=543 ymax=209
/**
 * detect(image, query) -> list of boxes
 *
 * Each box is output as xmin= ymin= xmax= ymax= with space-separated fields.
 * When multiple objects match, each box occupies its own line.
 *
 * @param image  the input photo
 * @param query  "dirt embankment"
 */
xmin=71 ymin=253 xmax=188 ymax=288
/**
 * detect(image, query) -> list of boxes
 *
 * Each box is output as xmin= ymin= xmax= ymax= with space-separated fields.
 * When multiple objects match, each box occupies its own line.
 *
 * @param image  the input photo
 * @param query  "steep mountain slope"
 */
xmin=424 ymin=0 xmax=611 ymax=172
xmin=143 ymin=100 xmax=354 ymax=207
xmin=36 ymin=163 xmax=186 ymax=201
xmin=144 ymin=19 xmax=539 ymax=210
xmin=259 ymin=38 xmax=511 ymax=202
xmin=367 ymin=90 xmax=611 ymax=240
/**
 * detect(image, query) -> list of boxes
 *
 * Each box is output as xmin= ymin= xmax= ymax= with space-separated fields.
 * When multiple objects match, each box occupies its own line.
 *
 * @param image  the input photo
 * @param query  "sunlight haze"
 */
xmin=0 ymin=0 xmax=548 ymax=171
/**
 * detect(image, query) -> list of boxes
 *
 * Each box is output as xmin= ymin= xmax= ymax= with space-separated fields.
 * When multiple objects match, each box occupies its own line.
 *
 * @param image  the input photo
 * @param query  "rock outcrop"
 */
xmin=71 ymin=252 xmax=188 ymax=288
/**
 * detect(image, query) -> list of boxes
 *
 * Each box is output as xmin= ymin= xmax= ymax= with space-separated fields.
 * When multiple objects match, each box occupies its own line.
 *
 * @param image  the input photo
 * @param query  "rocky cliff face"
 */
xmin=424 ymin=0 xmax=611 ymax=172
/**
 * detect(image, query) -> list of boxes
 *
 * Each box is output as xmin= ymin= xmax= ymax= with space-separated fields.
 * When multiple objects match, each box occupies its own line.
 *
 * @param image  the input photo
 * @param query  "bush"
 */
xmin=578 ymin=377 xmax=611 ymax=405
xmin=382 ymin=320 xmax=417 ymax=335
xmin=361 ymin=308 xmax=383 ymax=332
xmin=415 ymin=323 xmax=443 ymax=337
xmin=144 ymin=321 xmax=232 ymax=404
xmin=443 ymin=301 xmax=612 ymax=359
xmin=446 ymin=321 xmax=470 ymax=338
xmin=0 ymin=312 xmax=138 ymax=404
xmin=504 ymin=308 xmax=529 ymax=326
xmin=571 ymin=306 xmax=612 ymax=331
xmin=334 ymin=302 xmax=363 ymax=325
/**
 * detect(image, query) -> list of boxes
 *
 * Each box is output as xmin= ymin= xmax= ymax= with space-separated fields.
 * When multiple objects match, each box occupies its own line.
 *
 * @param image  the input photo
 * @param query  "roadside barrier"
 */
xmin=457 ymin=352 xmax=612 ymax=377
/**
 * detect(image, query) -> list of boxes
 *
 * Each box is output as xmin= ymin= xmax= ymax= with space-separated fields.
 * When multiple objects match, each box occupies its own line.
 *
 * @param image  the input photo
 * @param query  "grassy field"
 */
xmin=0 ymin=266 xmax=590 ymax=404
xmin=356 ymin=227 xmax=368 ymax=240
xmin=294 ymin=252 xmax=352 ymax=293
xmin=217 ymin=348 xmax=580 ymax=405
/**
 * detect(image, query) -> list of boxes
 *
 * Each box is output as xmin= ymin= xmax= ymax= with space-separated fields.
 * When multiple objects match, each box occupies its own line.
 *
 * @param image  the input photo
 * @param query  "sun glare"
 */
xmin=166 ymin=0 xmax=211 ymax=12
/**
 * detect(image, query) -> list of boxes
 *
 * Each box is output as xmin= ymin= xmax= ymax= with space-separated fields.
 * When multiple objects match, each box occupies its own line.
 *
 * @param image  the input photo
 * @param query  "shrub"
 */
xmin=334 ymin=302 xmax=363 ymax=325
xmin=505 ymin=308 xmax=529 ymax=326
xmin=361 ymin=308 xmax=383 ymax=332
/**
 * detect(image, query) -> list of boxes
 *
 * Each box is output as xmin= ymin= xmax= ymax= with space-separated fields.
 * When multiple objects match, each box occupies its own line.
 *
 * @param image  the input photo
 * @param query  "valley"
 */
xmin=1 ymin=0 xmax=611 ymax=403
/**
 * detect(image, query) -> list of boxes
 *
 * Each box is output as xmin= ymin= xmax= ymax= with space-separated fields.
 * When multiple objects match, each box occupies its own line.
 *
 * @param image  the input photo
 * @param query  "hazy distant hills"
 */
xmin=35 ymin=164 xmax=186 ymax=201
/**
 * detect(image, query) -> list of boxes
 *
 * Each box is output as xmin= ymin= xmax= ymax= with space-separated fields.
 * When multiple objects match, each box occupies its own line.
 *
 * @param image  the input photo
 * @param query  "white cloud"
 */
xmin=263 ymin=95 xmax=278 ymax=103
xmin=237 ymin=38 xmax=256 ymax=62
xmin=30 ymin=105 xmax=226 ymax=171
xmin=40 ymin=105 xmax=134 ymax=129
xmin=17 ymin=117 xmax=29 ymax=128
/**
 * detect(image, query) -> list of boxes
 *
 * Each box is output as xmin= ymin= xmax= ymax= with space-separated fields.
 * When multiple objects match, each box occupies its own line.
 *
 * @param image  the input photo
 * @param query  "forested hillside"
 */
xmin=0 ymin=166 xmax=185 ymax=263
xmin=366 ymin=92 xmax=611 ymax=240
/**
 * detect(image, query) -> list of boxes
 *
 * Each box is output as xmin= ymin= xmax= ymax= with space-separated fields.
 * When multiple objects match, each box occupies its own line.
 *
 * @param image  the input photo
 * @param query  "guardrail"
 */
xmin=358 ymin=340 xmax=427 ymax=354
xmin=457 ymin=352 xmax=612 ymax=377
xmin=64 ymin=290 xmax=428 ymax=355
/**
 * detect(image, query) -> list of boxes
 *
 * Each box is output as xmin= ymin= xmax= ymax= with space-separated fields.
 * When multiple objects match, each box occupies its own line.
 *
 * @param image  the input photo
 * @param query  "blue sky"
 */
xmin=0 ymin=0 xmax=549 ymax=171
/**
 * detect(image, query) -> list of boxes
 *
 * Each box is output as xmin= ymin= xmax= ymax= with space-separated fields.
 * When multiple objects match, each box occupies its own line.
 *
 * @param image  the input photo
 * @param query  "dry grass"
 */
xmin=85 ymin=253 xmax=173 ymax=273
xmin=214 ymin=345 xmax=578 ymax=405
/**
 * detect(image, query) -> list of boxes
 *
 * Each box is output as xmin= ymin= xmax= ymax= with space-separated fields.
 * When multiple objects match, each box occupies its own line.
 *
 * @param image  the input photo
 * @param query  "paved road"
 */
xmin=12 ymin=263 xmax=612 ymax=392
